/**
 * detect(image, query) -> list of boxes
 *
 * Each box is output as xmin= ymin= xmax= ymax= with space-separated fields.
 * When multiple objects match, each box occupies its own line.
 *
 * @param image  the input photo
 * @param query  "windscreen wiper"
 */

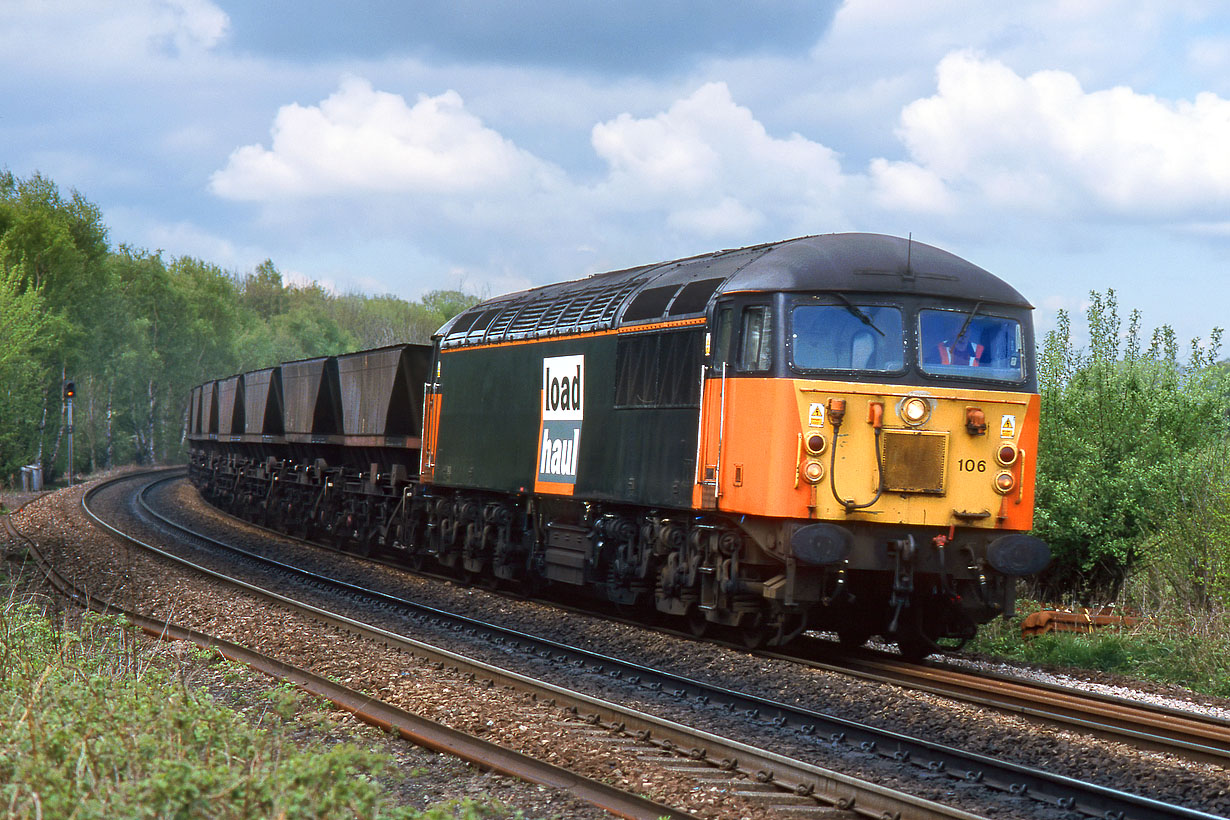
xmin=955 ymin=301 xmax=983 ymax=343
xmin=832 ymin=292 xmax=885 ymax=336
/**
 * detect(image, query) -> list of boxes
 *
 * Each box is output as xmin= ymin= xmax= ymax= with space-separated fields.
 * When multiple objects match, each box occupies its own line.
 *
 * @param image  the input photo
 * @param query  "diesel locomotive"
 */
xmin=187 ymin=233 xmax=1050 ymax=658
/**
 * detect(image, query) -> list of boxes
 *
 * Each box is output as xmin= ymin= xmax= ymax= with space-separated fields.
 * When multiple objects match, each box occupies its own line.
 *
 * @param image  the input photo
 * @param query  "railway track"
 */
xmin=13 ymin=468 xmax=995 ymax=820
xmin=172 ymin=464 xmax=1230 ymax=768
xmin=118 ymin=469 xmax=1226 ymax=820
xmin=3 ymin=484 xmax=693 ymax=820
xmin=782 ymin=643 xmax=1230 ymax=766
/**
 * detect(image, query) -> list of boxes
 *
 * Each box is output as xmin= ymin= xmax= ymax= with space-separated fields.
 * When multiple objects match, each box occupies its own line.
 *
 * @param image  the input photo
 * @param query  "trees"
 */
xmin=0 ymin=265 xmax=51 ymax=481
xmin=0 ymin=171 xmax=108 ymax=478
xmin=0 ymin=171 xmax=479 ymax=487
xmin=1032 ymin=290 xmax=1229 ymax=606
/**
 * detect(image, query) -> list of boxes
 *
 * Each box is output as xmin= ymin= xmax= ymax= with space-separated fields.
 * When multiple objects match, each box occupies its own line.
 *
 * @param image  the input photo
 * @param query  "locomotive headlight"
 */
xmin=900 ymin=396 xmax=930 ymax=426
xmin=995 ymin=443 xmax=1019 ymax=466
xmin=803 ymin=460 xmax=825 ymax=484
xmin=993 ymin=471 xmax=1016 ymax=494
xmin=804 ymin=431 xmax=827 ymax=456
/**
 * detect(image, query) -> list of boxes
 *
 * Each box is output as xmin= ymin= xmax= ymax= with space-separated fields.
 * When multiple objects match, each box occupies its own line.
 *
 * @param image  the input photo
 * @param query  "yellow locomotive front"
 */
xmin=692 ymin=251 xmax=1049 ymax=657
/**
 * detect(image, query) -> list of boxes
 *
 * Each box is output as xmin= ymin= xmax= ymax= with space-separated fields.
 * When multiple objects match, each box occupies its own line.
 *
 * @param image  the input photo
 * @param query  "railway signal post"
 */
xmin=64 ymin=379 xmax=75 ymax=486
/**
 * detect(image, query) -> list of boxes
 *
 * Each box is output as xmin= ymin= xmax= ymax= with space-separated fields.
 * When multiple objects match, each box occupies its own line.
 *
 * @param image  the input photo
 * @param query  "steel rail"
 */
xmin=7 ymin=510 xmax=691 ymax=819
xmin=83 ymin=469 xmax=988 ymax=820
xmin=146 ymin=471 xmax=1225 ymax=820
xmin=778 ymin=644 xmax=1230 ymax=765
xmin=6 ymin=478 xmax=694 ymax=820
xmin=196 ymin=460 xmax=1230 ymax=766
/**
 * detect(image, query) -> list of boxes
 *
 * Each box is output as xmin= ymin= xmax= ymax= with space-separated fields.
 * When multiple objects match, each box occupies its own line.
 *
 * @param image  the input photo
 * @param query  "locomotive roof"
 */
xmin=438 ymin=233 xmax=1032 ymax=349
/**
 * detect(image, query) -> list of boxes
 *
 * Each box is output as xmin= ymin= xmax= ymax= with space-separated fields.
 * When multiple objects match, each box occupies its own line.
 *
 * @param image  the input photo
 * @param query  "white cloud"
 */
xmin=873 ymin=51 xmax=1230 ymax=221
xmin=151 ymin=0 xmax=229 ymax=53
xmin=868 ymin=159 xmax=956 ymax=214
xmin=0 ymin=0 xmax=228 ymax=68
xmin=210 ymin=77 xmax=563 ymax=200
xmin=590 ymin=82 xmax=851 ymax=238
xmin=210 ymin=78 xmax=860 ymax=256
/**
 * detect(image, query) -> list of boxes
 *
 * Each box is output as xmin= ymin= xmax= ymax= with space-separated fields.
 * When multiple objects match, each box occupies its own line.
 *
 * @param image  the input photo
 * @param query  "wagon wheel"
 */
xmin=351 ymin=527 xmax=375 ymax=557
xmin=738 ymin=612 xmax=770 ymax=650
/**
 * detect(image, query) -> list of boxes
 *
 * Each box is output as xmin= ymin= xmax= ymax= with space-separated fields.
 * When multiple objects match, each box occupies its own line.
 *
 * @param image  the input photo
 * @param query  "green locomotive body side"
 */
xmin=431 ymin=330 xmax=702 ymax=508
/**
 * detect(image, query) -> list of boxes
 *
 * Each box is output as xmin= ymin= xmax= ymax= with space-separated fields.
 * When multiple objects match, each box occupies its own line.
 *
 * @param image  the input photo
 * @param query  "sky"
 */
xmin=3 ymin=0 xmax=1229 ymax=351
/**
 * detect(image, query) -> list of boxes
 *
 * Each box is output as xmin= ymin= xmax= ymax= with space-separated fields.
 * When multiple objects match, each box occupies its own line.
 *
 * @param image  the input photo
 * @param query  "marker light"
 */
xmin=994 ymin=471 xmax=1016 ymax=494
xmin=803 ymin=461 xmax=825 ymax=484
xmin=901 ymin=396 xmax=930 ymax=425
xmin=868 ymin=401 xmax=884 ymax=429
xmin=804 ymin=432 xmax=827 ymax=456
xmin=996 ymin=444 xmax=1019 ymax=466
xmin=966 ymin=407 xmax=987 ymax=435
xmin=828 ymin=397 xmax=847 ymax=426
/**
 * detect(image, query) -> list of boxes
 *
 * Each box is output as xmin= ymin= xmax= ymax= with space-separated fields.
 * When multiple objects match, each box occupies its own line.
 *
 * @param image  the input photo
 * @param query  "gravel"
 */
xmin=152 ymin=475 xmax=1230 ymax=817
xmin=6 ymin=475 xmax=778 ymax=820
xmin=10 ymin=470 xmax=1230 ymax=819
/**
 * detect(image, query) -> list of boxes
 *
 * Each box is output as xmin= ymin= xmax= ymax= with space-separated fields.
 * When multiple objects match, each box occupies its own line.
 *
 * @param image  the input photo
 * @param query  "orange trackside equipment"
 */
xmin=1021 ymin=608 xmax=1143 ymax=638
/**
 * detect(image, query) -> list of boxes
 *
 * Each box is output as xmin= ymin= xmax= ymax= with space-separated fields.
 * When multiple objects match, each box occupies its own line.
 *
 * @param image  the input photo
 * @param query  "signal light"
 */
xmin=994 ymin=471 xmax=1016 ymax=494
xmin=63 ymin=380 xmax=75 ymax=400
xmin=996 ymin=444 xmax=1019 ymax=466
xmin=804 ymin=432 xmax=827 ymax=456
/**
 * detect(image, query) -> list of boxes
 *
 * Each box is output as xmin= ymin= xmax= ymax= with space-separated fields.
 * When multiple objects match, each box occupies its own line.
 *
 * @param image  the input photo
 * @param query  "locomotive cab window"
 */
xmin=790 ymin=302 xmax=904 ymax=373
xmin=736 ymin=305 xmax=773 ymax=372
xmin=710 ymin=304 xmax=735 ymax=370
xmin=918 ymin=308 xmax=1024 ymax=382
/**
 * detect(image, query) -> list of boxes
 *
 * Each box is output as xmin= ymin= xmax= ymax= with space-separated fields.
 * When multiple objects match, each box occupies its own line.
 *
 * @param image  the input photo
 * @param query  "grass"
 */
xmin=966 ymin=600 xmax=1230 ymax=697
xmin=0 ymin=593 xmax=528 ymax=819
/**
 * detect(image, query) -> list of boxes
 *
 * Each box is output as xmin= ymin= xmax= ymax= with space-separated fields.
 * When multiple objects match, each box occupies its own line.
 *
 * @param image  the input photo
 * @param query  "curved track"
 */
xmin=37 ymin=469 xmax=980 ymax=820
xmin=6 ymin=477 xmax=683 ymax=820
xmin=185 ymin=464 xmax=1230 ymax=766
xmin=780 ymin=643 xmax=1230 ymax=766
xmin=128 ymin=470 xmax=1225 ymax=820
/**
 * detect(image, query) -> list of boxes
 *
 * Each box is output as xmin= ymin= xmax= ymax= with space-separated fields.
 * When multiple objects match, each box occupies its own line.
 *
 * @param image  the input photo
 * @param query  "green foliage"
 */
xmin=0 ymin=601 xmax=424 ymax=819
xmin=0 ymin=170 xmax=480 ymax=485
xmin=1133 ymin=436 xmax=1230 ymax=623
xmin=330 ymin=290 xmax=480 ymax=348
xmin=965 ymin=601 xmax=1230 ymax=697
xmin=1033 ymin=290 xmax=1229 ymax=601
xmin=0 ymin=265 xmax=52 ymax=479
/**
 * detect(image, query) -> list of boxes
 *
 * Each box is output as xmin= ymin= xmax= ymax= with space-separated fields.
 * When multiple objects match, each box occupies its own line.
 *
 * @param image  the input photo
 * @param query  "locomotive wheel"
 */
xmin=837 ymin=625 xmax=874 ymax=650
xmin=896 ymin=593 xmax=975 ymax=661
xmin=895 ymin=631 xmax=933 ymax=661
xmin=685 ymin=605 xmax=709 ymax=638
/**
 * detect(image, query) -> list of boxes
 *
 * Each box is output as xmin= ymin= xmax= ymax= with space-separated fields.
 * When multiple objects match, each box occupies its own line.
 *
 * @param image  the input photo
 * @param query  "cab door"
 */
xmin=419 ymin=341 xmax=442 ymax=482
xmin=695 ymin=301 xmax=776 ymax=510
xmin=696 ymin=303 xmax=734 ymax=509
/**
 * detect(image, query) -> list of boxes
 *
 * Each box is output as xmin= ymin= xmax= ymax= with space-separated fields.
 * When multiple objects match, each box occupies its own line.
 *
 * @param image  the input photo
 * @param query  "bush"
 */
xmin=0 ymin=599 xmax=420 ymax=819
xmin=1032 ymin=290 xmax=1228 ymax=602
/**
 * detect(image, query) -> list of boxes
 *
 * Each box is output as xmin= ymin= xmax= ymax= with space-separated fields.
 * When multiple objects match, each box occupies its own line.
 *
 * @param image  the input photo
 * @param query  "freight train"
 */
xmin=187 ymin=233 xmax=1050 ymax=659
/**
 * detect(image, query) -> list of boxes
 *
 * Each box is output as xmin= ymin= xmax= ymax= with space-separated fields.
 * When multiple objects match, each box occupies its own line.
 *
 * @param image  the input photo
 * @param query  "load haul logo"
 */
xmin=538 ymin=354 xmax=584 ymax=487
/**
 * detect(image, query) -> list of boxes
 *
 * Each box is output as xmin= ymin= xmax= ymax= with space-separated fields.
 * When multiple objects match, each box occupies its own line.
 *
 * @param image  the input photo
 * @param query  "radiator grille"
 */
xmin=881 ymin=429 xmax=949 ymax=494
